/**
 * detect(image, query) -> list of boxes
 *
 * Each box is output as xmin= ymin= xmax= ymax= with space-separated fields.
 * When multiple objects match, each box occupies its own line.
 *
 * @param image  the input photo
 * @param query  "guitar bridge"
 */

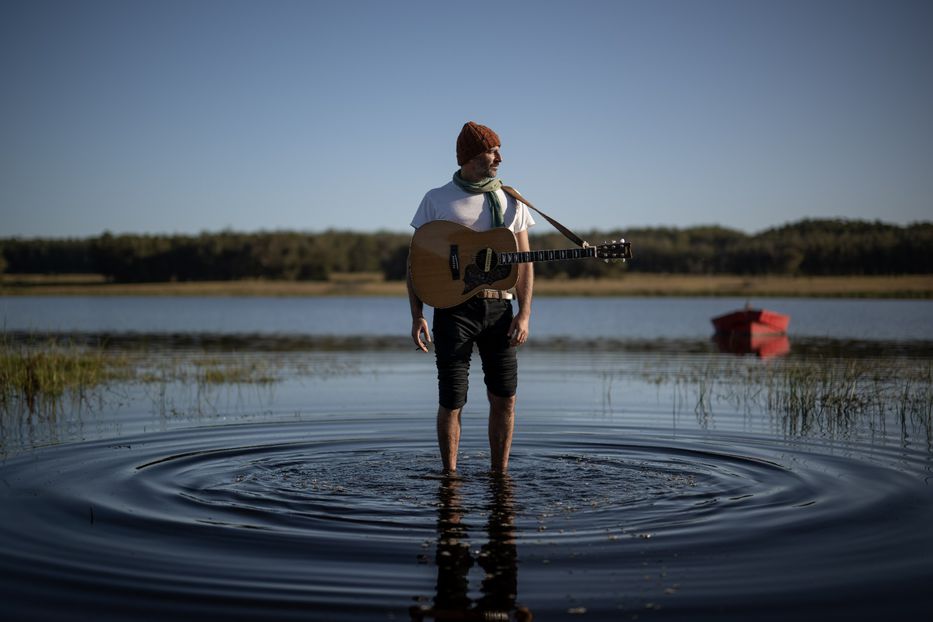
xmin=449 ymin=245 xmax=460 ymax=280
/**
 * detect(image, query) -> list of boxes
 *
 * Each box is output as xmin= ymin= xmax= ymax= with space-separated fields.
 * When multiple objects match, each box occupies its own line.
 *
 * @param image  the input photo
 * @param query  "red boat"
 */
xmin=714 ymin=333 xmax=791 ymax=359
xmin=712 ymin=305 xmax=791 ymax=358
xmin=711 ymin=306 xmax=790 ymax=336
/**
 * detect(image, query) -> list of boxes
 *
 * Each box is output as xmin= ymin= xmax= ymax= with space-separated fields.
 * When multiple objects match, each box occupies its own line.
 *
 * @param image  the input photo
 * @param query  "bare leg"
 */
xmin=437 ymin=406 xmax=462 ymax=472
xmin=488 ymin=391 xmax=516 ymax=473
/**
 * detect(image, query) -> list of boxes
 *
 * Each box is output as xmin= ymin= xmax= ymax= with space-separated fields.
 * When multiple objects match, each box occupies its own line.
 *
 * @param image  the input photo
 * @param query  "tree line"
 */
xmin=527 ymin=219 xmax=933 ymax=279
xmin=1 ymin=219 xmax=930 ymax=282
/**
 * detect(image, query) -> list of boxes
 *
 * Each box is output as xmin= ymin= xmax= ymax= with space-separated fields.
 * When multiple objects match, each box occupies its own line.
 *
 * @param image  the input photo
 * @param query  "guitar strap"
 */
xmin=500 ymin=185 xmax=589 ymax=248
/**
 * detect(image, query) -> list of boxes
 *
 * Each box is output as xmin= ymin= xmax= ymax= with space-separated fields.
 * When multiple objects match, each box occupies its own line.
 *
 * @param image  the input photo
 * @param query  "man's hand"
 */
xmin=510 ymin=230 xmax=533 ymax=348
xmin=412 ymin=317 xmax=431 ymax=352
xmin=508 ymin=313 xmax=529 ymax=347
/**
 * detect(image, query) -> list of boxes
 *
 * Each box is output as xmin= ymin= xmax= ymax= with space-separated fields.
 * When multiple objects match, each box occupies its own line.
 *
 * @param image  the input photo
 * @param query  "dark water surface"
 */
xmin=2 ymin=410 xmax=931 ymax=621
xmin=2 ymin=297 xmax=932 ymax=620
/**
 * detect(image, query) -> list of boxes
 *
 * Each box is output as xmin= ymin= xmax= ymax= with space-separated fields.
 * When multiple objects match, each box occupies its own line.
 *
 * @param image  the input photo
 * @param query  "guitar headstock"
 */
xmin=595 ymin=239 xmax=632 ymax=262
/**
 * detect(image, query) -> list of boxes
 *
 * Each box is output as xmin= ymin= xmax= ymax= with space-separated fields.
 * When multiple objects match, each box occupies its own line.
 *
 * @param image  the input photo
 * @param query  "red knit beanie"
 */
xmin=456 ymin=121 xmax=501 ymax=165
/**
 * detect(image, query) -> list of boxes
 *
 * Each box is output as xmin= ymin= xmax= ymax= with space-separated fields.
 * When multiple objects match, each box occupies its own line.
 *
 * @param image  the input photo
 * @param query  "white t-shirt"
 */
xmin=411 ymin=181 xmax=536 ymax=233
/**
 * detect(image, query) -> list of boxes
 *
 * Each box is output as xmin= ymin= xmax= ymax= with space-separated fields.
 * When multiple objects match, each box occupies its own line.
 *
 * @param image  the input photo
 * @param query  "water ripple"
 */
xmin=2 ymin=418 xmax=932 ymax=620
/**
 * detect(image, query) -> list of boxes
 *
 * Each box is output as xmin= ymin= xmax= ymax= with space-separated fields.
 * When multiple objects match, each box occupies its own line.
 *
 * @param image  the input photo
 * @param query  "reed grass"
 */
xmin=0 ymin=339 xmax=285 ymax=415
xmin=4 ymin=335 xmax=931 ymax=444
xmin=664 ymin=357 xmax=933 ymax=439
xmin=191 ymin=357 xmax=277 ymax=385
xmin=132 ymin=354 xmax=285 ymax=386
xmin=0 ymin=340 xmax=132 ymax=413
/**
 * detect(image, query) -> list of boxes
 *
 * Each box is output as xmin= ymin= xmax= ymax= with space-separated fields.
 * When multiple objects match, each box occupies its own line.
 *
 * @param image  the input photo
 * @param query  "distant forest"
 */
xmin=1 ymin=219 xmax=931 ymax=282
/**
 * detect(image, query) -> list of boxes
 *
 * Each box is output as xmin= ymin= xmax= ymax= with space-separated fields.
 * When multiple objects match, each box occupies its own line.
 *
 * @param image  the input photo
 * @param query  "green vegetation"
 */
xmin=1 ymin=230 xmax=410 ymax=283
xmin=766 ymin=359 xmax=933 ymax=436
xmin=190 ymin=357 xmax=277 ymax=385
xmin=678 ymin=357 xmax=933 ymax=438
xmin=0 ymin=340 xmax=284 ymax=415
xmin=530 ymin=219 xmax=933 ymax=278
xmin=2 ymin=219 xmax=931 ymax=283
xmin=5 ymin=337 xmax=930 ymax=440
xmin=0 ymin=341 xmax=131 ymax=413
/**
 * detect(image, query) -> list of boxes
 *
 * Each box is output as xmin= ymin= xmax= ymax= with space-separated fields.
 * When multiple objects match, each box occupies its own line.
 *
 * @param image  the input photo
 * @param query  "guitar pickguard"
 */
xmin=462 ymin=263 xmax=512 ymax=293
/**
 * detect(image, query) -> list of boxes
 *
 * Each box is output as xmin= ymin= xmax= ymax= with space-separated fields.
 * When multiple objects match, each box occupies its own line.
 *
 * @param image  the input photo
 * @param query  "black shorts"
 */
xmin=432 ymin=298 xmax=518 ymax=410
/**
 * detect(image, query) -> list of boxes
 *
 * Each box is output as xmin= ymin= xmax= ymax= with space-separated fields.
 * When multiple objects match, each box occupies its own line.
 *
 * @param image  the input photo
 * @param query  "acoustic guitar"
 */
xmin=409 ymin=220 xmax=632 ymax=308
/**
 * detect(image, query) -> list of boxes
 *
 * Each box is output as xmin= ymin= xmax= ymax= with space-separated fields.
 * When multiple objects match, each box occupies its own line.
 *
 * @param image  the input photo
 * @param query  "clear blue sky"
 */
xmin=2 ymin=0 xmax=931 ymax=238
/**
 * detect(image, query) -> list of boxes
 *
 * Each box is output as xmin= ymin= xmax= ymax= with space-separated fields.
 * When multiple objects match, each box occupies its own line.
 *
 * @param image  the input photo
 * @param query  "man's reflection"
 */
xmin=434 ymin=475 xmax=473 ymax=613
xmin=411 ymin=474 xmax=532 ymax=622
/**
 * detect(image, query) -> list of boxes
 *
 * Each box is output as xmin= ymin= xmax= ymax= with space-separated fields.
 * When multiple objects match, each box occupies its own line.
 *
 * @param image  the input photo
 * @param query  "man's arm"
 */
xmin=509 ymin=229 xmax=533 ymax=347
xmin=407 ymin=245 xmax=431 ymax=352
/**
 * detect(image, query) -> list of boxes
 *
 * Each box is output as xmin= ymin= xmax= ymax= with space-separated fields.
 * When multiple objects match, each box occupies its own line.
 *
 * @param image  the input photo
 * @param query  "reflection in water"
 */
xmin=715 ymin=333 xmax=791 ymax=358
xmin=411 ymin=475 xmax=532 ymax=622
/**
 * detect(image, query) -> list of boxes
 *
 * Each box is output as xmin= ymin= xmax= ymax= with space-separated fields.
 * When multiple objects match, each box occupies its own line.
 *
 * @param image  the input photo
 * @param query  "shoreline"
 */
xmin=2 ymin=273 xmax=932 ymax=298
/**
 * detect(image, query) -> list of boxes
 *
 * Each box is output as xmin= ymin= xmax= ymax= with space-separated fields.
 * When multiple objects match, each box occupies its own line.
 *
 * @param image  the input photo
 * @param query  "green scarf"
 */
xmin=452 ymin=171 xmax=505 ymax=227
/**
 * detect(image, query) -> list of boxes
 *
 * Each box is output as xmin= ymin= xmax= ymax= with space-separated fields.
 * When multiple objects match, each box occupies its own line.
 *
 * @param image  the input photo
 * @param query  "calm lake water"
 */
xmin=3 ymin=295 xmax=933 ymax=340
xmin=1 ymin=296 xmax=932 ymax=620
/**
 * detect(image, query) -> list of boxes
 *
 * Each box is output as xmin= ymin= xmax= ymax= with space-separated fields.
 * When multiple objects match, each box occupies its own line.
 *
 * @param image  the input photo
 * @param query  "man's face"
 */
xmin=464 ymin=146 xmax=502 ymax=180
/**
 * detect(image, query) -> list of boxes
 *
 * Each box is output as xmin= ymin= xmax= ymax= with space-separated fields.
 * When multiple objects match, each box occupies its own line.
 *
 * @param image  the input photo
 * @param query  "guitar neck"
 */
xmin=499 ymin=247 xmax=597 ymax=265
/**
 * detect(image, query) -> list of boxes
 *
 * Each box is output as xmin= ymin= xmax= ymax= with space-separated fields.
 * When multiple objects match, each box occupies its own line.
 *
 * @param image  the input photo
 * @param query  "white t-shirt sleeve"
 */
xmin=508 ymin=192 xmax=536 ymax=234
xmin=410 ymin=193 xmax=434 ymax=230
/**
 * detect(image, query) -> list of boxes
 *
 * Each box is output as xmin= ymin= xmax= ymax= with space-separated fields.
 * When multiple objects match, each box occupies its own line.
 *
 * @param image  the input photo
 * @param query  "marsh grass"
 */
xmin=5 ymin=335 xmax=931 ymax=446
xmin=0 ymin=340 xmax=133 ymax=413
xmin=766 ymin=361 xmax=871 ymax=436
xmin=768 ymin=359 xmax=931 ymax=440
xmin=0 ymin=339 xmax=286 ymax=416
xmin=138 ymin=355 xmax=280 ymax=385
xmin=662 ymin=357 xmax=933 ymax=441
xmin=191 ymin=357 xmax=278 ymax=385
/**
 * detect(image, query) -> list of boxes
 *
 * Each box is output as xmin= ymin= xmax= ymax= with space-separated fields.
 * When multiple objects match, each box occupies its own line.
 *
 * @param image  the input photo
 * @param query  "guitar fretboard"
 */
xmin=499 ymin=247 xmax=596 ymax=264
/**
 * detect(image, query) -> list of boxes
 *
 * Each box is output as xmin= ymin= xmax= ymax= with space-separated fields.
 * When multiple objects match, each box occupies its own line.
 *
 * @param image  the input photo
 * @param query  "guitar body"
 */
xmin=410 ymin=220 xmax=519 ymax=309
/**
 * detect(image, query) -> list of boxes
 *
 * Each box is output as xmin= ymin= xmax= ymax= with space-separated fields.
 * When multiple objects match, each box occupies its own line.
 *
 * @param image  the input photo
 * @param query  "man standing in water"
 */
xmin=407 ymin=121 xmax=535 ymax=473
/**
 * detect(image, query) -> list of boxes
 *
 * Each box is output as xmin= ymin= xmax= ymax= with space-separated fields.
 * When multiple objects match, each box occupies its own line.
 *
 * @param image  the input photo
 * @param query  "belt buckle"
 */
xmin=480 ymin=289 xmax=511 ymax=300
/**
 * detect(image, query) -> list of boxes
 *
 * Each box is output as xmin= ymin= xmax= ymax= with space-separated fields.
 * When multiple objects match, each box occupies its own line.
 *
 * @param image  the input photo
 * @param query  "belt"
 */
xmin=475 ymin=289 xmax=514 ymax=300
